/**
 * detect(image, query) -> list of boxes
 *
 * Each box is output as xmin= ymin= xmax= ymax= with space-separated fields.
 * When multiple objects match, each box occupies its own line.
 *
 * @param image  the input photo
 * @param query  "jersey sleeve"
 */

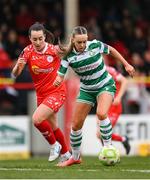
xmin=96 ymin=40 xmax=109 ymax=54
xmin=99 ymin=41 xmax=109 ymax=54
xmin=19 ymin=46 xmax=31 ymax=63
xmin=58 ymin=58 xmax=69 ymax=76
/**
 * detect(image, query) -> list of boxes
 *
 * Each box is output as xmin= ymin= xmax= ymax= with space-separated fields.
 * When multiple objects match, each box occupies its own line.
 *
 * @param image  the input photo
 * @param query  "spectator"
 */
xmin=130 ymin=27 xmax=148 ymax=55
xmin=4 ymin=29 xmax=23 ymax=63
xmin=0 ymin=31 xmax=12 ymax=77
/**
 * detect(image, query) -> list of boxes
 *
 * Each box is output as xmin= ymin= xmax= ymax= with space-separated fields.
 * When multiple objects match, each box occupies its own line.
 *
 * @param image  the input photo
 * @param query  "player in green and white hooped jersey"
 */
xmin=54 ymin=26 xmax=135 ymax=167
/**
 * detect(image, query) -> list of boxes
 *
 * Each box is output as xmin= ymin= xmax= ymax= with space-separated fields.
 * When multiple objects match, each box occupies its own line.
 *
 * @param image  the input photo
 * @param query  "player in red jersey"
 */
xmin=97 ymin=66 xmax=131 ymax=154
xmin=11 ymin=22 xmax=71 ymax=162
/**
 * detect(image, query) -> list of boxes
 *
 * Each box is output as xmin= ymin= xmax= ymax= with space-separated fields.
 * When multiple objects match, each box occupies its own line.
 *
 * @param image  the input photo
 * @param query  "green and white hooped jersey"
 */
xmin=58 ymin=39 xmax=115 ymax=92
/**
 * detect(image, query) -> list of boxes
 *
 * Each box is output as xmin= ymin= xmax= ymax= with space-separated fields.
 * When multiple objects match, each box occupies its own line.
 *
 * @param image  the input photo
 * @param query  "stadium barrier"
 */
xmin=0 ymin=116 xmax=31 ymax=160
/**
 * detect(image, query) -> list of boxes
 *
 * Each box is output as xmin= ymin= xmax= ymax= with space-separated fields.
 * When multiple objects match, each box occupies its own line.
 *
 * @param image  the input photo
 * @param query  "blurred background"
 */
xmin=0 ymin=0 xmax=150 ymax=159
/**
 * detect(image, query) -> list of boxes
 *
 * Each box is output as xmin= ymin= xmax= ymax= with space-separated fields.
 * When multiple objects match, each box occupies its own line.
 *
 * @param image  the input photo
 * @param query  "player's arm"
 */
xmin=108 ymin=46 xmax=135 ymax=77
xmin=113 ymin=75 xmax=128 ymax=105
xmin=11 ymin=58 xmax=26 ymax=78
xmin=54 ymin=45 xmax=65 ymax=59
xmin=53 ymin=58 xmax=69 ymax=86
xmin=54 ymin=74 xmax=64 ymax=86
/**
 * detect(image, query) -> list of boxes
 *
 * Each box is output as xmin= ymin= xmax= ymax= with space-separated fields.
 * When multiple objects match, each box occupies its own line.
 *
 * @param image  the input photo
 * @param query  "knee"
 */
xmin=96 ymin=110 xmax=107 ymax=120
xmin=32 ymin=112 xmax=42 ymax=125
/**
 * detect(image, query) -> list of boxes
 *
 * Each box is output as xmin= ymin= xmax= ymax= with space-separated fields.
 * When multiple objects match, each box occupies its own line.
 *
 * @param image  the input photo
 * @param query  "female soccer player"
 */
xmin=11 ymin=22 xmax=71 ymax=163
xmin=54 ymin=26 xmax=135 ymax=167
xmin=97 ymin=66 xmax=130 ymax=155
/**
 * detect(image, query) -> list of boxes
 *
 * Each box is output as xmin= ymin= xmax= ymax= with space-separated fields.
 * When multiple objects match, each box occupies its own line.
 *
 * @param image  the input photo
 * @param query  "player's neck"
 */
xmin=35 ymin=43 xmax=48 ymax=54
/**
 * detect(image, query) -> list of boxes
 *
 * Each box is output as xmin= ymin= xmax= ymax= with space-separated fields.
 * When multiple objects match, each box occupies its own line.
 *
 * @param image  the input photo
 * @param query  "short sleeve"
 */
xmin=89 ymin=39 xmax=109 ymax=54
xmin=98 ymin=41 xmax=109 ymax=54
xmin=58 ymin=58 xmax=69 ymax=76
xmin=19 ymin=47 xmax=30 ymax=63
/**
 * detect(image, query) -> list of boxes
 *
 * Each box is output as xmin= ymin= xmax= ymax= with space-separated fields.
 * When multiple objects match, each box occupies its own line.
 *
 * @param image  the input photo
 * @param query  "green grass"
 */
xmin=0 ymin=156 xmax=150 ymax=179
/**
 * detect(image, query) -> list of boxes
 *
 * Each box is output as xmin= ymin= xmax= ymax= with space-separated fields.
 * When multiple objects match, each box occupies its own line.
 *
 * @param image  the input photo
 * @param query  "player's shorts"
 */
xmin=77 ymin=82 xmax=116 ymax=106
xmin=37 ymin=90 xmax=66 ymax=113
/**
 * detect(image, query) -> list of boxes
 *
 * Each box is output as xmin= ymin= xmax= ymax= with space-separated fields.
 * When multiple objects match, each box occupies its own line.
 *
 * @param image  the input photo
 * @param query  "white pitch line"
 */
xmin=1 ymin=168 xmax=150 ymax=174
xmin=0 ymin=168 xmax=53 ymax=171
xmin=122 ymin=169 xmax=150 ymax=173
xmin=0 ymin=168 xmax=99 ymax=172
xmin=79 ymin=169 xmax=97 ymax=172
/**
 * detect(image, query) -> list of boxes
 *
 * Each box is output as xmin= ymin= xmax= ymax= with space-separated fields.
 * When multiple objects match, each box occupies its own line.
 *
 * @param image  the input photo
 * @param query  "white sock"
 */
xmin=100 ymin=118 xmax=112 ymax=146
xmin=70 ymin=128 xmax=82 ymax=160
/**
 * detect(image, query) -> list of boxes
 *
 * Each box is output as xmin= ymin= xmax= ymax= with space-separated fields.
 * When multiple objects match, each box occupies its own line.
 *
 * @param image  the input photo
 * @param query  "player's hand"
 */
xmin=113 ymin=96 xmax=121 ymax=105
xmin=53 ymin=75 xmax=64 ymax=86
xmin=125 ymin=64 xmax=135 ymax=77
xmin=17 ymin=58 xmax=26 ymax=68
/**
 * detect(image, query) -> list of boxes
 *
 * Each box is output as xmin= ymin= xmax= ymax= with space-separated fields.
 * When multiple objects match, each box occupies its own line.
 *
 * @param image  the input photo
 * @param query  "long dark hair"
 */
xmin=58 ymin=26 xmax=87 ymax=57
xmin=28 ymin=22 xmax=55 ymax=44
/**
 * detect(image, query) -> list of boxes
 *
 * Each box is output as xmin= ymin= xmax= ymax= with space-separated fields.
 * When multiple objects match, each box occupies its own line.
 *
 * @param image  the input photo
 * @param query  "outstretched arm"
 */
xmin=11 ymin=58 xmax=26 ymax=78
xmin=109 ymin=46 xmax=135 ymax=77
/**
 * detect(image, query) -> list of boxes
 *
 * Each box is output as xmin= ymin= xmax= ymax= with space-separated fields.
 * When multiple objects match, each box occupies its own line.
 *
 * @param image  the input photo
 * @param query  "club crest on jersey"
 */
xmin=47 ymin=55 xmax=53 ymax=63
xmin=89 ymin=50 xmax=96 ymax=56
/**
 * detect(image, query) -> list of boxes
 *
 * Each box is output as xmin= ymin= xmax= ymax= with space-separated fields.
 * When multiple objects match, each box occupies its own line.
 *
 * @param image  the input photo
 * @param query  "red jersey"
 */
xmin=20 ymin=43 xmax=66 ymax=97
xmin=106 ymin=66 xmax=123 ymax=121
xmin=106 ymin=66 xmax=123 ymax=97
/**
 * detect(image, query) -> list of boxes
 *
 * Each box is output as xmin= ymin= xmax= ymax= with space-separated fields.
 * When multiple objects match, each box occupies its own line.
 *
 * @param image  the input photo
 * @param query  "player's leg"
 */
xmin=32 ymin=104 xmax=56 ymax=144
xmin=110 ymin=113 xmax=131 ymax=154
xmin=57 ymin=90 xmax=93 ymax=167
xmin=122 ymin=136 xmax=131 ymax=154
xmin=96 ymin=115 xmax=128 ymax=147
xmin=57 ymin=102 xmax=92 ymax=167
xmin=96 ymin=92 xmax=121 ymax=163
xmin=71 ymin=102 xmax=92 ymax=159
xmin=49 ymin=113 xmax=71 ymax=162
xmin=32 ymin=104 xmax=61 ymax=161
xmin=43 ymin=91 xmax=71 ymax=160
xmin=97 ymin=92 xmax=113 ymax=147
xmin=96 ymin=110 xmax=120 ymax=143
xmin=96 ymin=119 xmax=103 ymax=145
xmin=110 ymin=113 xmax=123 ymax=141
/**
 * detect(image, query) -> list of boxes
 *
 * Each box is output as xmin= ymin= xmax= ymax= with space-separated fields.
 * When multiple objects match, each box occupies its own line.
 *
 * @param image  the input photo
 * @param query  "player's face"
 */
xmin=72 ymin=34 xmax=88 ymax=53
xmin=30 ymin=30 xmax=46 ymax=51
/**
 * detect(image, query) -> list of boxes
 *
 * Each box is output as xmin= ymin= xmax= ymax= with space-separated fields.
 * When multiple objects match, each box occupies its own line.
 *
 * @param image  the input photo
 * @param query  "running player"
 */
xmin=97 ymin=66 xmax=131 ymax=155
xmin=11 ymin=22 xmax=71 ymax=163
xmin=54 ymin=26 xmax=135 ymax=167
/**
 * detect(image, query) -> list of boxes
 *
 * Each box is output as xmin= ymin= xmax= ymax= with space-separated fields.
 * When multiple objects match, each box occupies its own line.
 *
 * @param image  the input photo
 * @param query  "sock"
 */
xmin=53 ymin=128 xmax=68 ymax=154
xmin=99 ymin=118 xmax=112 ymax=146
xmin=34 ymin=120 xmax=56 ymax=145
xmin=70 ymin=129 xmax=82 ymax=160
xmin=112 ymin=133 xmax=123 ymax=142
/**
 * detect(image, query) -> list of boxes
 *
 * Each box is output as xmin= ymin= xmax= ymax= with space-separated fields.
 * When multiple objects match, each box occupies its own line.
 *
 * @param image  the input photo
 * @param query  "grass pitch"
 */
xmin=0 ymin=156 xmax=150 ymax=179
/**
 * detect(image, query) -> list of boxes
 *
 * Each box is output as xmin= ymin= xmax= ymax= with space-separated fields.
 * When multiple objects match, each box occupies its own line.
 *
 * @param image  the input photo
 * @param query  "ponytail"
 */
xmin=57 ymin=26 xmax=87 ymax=58
xmin=45 ymin=29 xmax=55 ymax=44
xmin=57 ymin=37 xmax=73 ymax=58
